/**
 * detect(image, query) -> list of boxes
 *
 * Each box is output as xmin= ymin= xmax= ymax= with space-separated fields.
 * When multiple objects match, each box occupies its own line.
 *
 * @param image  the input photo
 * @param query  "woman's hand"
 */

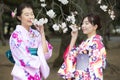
xmin=71 ymin=30 xmax=78 ymax=39
xmin=34 ymin=25 xmax=45 ymax=34
xmin=70 ymin=24 xmax=79 ymax=39
xmin=34 ymin=24 xmax=48 ymax=54
xmin=68 ymin=26 xmax=78 ymax=54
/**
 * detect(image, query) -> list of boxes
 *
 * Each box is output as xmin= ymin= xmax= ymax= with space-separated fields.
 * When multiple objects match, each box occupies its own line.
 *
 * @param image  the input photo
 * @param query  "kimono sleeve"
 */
xmin=89 ymin=39 xmax=107 ymax=69
xmin=9 ymin=32 xmax=41 ymax=69
xmin=58 ymin=48 xmax=78 ymax=79
xmin=44 ymin=41 xmax=53 ymax=60
xmin=37 ymin=42 xmax=51 ymax=79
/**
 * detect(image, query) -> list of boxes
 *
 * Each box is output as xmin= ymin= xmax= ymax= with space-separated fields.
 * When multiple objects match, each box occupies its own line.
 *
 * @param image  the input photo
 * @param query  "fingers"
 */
xmin=71 ymin=30 xmax=78 ymax=38
xmin=34 ymin=24 xmax=44 ymax=33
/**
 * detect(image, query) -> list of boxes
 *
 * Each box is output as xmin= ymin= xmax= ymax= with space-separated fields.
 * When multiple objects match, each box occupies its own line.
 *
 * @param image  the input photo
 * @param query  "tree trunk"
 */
xmin=53 ymin=33 xmax=71 ymax=67
xmin=0 ymin=12 xmax=6 ymax=46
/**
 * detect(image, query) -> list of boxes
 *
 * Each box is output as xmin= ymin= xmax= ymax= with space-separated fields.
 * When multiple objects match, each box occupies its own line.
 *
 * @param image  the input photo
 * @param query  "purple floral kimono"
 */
xmin=9 ymin=25 xmax=53 ymax=80
xmin=58 ymin=35 xmax=107 ymax=80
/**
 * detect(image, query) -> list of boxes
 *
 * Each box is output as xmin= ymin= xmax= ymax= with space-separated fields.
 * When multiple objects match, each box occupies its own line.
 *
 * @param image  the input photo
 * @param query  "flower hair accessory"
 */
xmin=11 ymin=8 xmax=17 ymax=18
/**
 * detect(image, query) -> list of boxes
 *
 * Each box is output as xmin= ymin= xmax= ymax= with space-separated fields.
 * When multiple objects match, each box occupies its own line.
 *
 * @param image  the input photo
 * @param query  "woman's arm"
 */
xmin=34 ymin=25 xmax=49 ymax=54
xmin=41 ymin=31 xmax=48 ymax=54
xmin=69 ymin=30 xmax=78 ymax=51
xmin=63 ymin=30 xmax=78 ymax=60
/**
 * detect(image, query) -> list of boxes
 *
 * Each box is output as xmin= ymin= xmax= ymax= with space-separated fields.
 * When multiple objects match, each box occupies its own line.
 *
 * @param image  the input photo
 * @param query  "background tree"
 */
xmin=0 ymin=1 xmax=11 ymax=46
xmin=1 ymin=0 xmax=120 ymax=67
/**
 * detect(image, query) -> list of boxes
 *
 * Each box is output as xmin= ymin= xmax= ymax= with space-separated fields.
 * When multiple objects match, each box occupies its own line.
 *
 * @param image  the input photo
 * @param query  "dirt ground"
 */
xmin=0 ymin=37 xmax=120 ymax=80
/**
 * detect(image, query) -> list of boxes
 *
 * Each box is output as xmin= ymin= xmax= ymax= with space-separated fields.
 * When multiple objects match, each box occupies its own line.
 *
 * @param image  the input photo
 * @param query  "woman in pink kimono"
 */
xmin=58 ymin=13 xmax=107 ymax=80
xmin=9 ymin=3 xmax=53 ymax=80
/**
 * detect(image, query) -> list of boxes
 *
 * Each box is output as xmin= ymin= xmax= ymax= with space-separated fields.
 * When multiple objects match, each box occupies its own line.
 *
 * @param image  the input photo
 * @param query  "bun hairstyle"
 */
xmin=82 ymin=13 xmax=102 ymax=30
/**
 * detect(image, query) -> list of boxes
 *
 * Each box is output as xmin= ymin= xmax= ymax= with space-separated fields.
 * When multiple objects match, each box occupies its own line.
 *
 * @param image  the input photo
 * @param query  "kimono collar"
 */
xmin=88 ymin=34 xmax=103 ymax=41
xmin=16 ymin=25 xmax=31 ymax=34
xmin=86 ymin=34 xmax=103 ymax=42
xmin=16 ymin=25 xmax=40 ymax=37
xmin=93 ymin=34 xmax=103 ymax=41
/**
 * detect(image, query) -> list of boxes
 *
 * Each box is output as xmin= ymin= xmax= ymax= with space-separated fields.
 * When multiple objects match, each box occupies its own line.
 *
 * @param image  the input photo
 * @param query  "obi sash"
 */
xmin=5 ymin=48 xmax=38 ymax=63
xmin=76 ymin=54 xmax=89 ymax=71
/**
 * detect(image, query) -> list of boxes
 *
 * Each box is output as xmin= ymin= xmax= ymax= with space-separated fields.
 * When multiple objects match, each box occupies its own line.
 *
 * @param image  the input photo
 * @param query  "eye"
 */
xmin=24 ymin=13 xmax=29 ymax=16
xmin=25 ymin=14 xmax=29 ymax=16
xmin=85 ymin=22 xmax=89 ymax=25
xmin=31 ymin=13 xmax=34 ymax=16
xmin=82 ymin=22 xmax=89 ymax=25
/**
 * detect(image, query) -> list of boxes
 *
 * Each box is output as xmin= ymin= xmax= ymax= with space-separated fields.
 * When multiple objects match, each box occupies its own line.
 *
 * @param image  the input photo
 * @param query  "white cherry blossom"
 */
xmin=97 ymin=0 xmax=102 ymax=4
xmin=69 ymin=24 xmax=80 ymax=32
xmin=58 ymin=0 xmax=69 ymax=5
xmin=40 ymin=0 xmax=45 ymax=2
xmin=100 ymin=5 xmax=108 ymax=12
xmin=52 ymin=24 xmax=60 ymax=31
xmin=46 ymin=9 xmax=56 ymax=18
xmin=41 ymin=3 xmax=46 ymax=7
xmin=66 ymin=13 xmax=76 ymax=24
xmin=32 ymin=18 xmax=48 ymax=26
xmin=63 ymin=28 xmax=68 ymax=33
xmin=60 ymin=22 xmax=67 ymax=29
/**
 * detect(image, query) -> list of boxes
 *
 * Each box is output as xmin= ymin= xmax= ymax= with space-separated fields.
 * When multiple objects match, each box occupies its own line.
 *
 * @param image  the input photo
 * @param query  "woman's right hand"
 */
xmin=71 ymin=30 xmax=78 ymax=39
xmin=68 ymin=29 xmax=78 ymax=53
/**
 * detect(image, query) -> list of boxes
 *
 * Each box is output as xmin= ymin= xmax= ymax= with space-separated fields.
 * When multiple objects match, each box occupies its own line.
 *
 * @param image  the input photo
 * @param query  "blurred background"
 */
xmin=0 ymin=0 xmax=120 ymax=80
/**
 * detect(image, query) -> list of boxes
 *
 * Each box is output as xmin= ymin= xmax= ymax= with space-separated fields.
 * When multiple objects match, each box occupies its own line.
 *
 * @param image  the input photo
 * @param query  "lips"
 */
xmin=27 ymin=20 xmax=33 ymax=24
xmin=82 ymin=28 xmax=86 ymax=31
xmin=82 ymin=28 xmax=87 ymax=33
xmin=28 ymin=20 xmax=32 ymax=23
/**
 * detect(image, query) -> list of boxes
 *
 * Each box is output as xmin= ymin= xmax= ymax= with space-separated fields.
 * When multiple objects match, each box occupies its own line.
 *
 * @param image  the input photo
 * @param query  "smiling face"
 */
xmin=17 ymin=7 xmax=35 ymax=28
xmin=81 ymin=17 xmax=97 ymax=38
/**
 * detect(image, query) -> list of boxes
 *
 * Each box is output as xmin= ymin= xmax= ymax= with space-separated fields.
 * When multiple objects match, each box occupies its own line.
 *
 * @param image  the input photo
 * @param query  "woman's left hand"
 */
xmin=35 ymin=25 xmax=45 ymax=34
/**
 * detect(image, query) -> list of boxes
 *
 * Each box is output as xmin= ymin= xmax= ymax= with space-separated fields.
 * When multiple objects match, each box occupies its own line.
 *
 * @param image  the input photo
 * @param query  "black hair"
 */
xmin=81 ymin=13 xmax=102 ymax=30
xmin=16 ymin=3 xmax=33 ymax=17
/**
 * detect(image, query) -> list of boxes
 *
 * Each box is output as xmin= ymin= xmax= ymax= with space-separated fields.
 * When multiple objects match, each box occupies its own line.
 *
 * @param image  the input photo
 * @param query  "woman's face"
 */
xmin=81 ymin=17 xmax=97 ymax=35
xmin=18 ymin=7 xmax=35 ymax=27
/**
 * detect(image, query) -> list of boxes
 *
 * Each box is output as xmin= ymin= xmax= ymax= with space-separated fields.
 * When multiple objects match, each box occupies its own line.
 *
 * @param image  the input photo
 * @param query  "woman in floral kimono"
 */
xmin=9 ymin=3 xmax=53 ymax=80
xmin=58 ymin=13 xmax=107 ymax=80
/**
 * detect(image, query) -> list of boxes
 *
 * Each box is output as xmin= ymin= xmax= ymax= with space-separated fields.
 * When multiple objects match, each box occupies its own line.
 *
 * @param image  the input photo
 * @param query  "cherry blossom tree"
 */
xmin=0 ymin=1 xmax=10 ymax=46
xmin=2 ymin=0 xmax=119 ymax=67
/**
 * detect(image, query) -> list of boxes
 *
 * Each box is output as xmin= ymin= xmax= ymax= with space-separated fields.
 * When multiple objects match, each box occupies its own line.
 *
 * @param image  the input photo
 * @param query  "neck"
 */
xmin=87 ymin=32 xmax=96 ymax=39
xmin=22 ymin=24 xmax=30 ymax=31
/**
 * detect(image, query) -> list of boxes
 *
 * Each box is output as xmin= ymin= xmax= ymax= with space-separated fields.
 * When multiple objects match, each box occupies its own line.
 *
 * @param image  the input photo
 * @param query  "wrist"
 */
xmin=72 ymin=36 xmax=77 ymax=40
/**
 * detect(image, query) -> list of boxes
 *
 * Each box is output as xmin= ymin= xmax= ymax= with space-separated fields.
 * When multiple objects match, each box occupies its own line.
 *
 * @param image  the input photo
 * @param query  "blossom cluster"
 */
xmin=33 ymin=0 xmax=80 ymax=33
xmin=52 ymin=12 xmax=80 ymax=33
xmin=97 ymin=0 xmax=115 ymax=20
xmin=11 ymin=0 xmax=115 ymax=33
xmin=32 ymin=18 xmax=48 ymax=26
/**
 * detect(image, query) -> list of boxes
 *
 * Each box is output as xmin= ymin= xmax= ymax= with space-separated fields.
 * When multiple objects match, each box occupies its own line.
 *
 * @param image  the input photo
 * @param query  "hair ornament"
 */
xmin=11 ymin=8 xmax=17 ymax=18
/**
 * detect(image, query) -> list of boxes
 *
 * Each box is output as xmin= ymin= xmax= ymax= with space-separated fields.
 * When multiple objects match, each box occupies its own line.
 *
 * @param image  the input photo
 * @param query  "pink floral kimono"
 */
xmin=9 ymin=25 xmax=53 ymax=80
xmin=58 ymin=35 xmax=106 ymax=80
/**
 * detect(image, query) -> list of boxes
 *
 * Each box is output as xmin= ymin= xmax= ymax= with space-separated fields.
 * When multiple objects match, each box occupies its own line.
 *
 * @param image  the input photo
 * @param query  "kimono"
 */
xmin=9 ymin=25 xmax=53 ymax=80
xmin=58 ymin=35 xmax=106 ymax=80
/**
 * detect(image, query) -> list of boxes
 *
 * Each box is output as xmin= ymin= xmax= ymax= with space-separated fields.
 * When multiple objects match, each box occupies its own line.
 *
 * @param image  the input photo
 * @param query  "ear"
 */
xmin=17 ymin=16 xmax=21 ymax=21
xmin=94 ymin=24 xmax=98 ymax=30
